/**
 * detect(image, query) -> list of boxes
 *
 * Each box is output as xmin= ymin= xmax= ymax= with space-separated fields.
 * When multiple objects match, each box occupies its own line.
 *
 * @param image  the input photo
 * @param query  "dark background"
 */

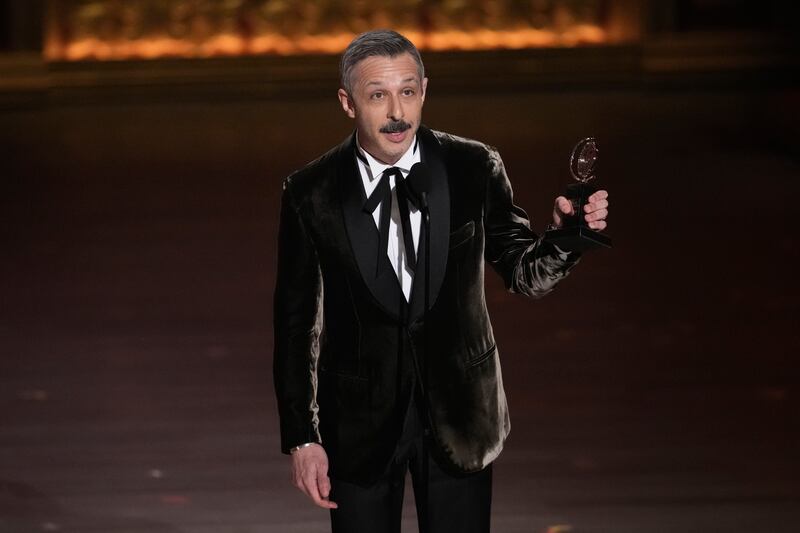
xmin=1 ymin=1 xmax=798 ymax=532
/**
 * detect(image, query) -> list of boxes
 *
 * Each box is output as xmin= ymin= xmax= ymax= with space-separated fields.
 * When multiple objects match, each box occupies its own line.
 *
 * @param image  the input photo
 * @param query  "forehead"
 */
xmin=351 ymin=53 xmax=421 ymax=87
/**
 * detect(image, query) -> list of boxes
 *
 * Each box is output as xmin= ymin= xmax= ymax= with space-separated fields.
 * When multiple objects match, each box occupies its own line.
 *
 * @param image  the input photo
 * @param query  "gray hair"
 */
xmin=339 ymin=29 xmax=425 ymax=95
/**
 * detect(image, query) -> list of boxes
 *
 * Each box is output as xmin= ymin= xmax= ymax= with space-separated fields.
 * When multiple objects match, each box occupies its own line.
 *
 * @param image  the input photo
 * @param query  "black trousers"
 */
xmin=329 ymin=399 xmax=492 ymax=533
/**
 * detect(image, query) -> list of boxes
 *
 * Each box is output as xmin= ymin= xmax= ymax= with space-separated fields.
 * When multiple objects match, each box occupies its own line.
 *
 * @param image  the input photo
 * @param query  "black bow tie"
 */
xmin=363 ymin=167 xmax=418 ymax=277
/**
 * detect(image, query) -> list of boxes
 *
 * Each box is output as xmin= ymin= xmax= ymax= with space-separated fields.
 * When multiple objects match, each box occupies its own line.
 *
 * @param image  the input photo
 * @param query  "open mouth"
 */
xmin=383 ymin=130 xmax=409 ymax=143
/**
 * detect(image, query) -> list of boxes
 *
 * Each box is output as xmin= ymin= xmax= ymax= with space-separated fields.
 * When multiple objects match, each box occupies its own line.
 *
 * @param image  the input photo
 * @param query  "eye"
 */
xmin=370 ymin=91 xmax=384 ymax=100
xmin=402 ymin=88 xmax=415 ymax=96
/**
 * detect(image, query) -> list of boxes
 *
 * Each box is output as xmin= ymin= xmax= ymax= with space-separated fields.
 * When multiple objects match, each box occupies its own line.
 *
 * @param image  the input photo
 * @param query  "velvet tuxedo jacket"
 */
xmin=274 ymin=126 xmax=577 ymax=486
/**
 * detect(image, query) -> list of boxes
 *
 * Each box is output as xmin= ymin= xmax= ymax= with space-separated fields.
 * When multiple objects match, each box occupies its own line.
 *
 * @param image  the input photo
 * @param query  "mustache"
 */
xmin=379 ymin=120 xmax=412 ymax=134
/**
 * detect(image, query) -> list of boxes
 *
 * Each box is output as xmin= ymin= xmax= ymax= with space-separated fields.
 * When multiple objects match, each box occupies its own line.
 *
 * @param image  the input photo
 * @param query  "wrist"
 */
xmin=289 ymin=442 xmax=316 ymax=454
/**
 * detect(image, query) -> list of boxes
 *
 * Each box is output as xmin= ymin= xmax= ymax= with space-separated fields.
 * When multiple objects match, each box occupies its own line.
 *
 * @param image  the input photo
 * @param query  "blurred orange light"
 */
xmin=45 ymin=0 xmax=611 ymax=62
xmin=47 ymin=26 xmax=607 ymax=61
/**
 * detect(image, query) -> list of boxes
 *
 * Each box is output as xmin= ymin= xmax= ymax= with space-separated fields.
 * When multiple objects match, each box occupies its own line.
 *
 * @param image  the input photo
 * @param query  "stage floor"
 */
xmin=1 ymin=87 xmax=798 ymax=532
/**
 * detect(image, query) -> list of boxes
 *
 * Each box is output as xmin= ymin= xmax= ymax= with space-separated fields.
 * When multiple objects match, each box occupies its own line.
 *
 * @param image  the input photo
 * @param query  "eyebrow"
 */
xmin=364 ymin=77 xmax=419 ymax=87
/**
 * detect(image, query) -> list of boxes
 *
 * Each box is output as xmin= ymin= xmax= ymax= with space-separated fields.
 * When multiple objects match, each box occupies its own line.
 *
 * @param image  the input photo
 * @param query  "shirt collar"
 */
xmin=355 ymin=132 xmax=420 ymax=181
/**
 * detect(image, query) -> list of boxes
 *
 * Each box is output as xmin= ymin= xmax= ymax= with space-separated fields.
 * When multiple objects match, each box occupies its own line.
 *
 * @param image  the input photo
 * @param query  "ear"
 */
xmin=338 ymin=89 xmax=356 ymax=119
xmin=421 ymin=77 xmax=428 ymax=103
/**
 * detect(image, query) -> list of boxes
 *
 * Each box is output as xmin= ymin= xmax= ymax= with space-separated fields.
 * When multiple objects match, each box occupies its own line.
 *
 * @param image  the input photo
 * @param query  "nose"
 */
xmin=387 ymin=94 xmax=404 ymax=121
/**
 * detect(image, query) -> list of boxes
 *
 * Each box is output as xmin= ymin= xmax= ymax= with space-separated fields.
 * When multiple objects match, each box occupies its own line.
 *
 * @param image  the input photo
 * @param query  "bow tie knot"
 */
xmin=363 ymin=167 xmax=417 ymax=277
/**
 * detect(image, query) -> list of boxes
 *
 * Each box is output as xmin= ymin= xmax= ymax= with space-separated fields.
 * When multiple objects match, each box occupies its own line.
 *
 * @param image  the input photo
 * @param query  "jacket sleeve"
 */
xmin=273 ymin=178 xmax=323 ymax=454
xmin=483 ymin=147 xmax=579 ymax=298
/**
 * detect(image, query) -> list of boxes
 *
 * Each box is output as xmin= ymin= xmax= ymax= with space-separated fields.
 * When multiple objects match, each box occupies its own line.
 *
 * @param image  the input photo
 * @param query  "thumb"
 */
xmin=552 ymin=196 xmax=573 ymax=227
xmin=555 ymin=196 xmax=573 ymax=216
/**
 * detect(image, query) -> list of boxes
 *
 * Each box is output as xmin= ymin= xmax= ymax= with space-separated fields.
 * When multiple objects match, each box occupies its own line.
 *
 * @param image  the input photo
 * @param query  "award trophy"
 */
xmin=544 ymin=137 xmax=612 ymax=252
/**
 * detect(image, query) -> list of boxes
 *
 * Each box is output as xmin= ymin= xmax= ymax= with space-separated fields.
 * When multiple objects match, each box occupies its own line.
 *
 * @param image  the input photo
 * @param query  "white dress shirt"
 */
xmin=356 ymin=135 xmax=421 ymax=301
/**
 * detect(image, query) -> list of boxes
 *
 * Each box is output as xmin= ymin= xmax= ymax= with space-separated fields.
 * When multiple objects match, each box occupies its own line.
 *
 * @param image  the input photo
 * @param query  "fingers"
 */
xmin=584 ymin=208 xmax=608 ymax=222
xmin=316 ymin=461 xmax=337 ymax=508
xmin=588 ymin=220 xmax=607 ymax=231
xmin=583 ymin=192 xmax=609 ymax=230
xmin=588 ymin=189 xmax=608 ymax=203
xmin=584 ymin=198 xmax=608 ymax=213
xmin=302 ymin=469 xmax=337 ymax=509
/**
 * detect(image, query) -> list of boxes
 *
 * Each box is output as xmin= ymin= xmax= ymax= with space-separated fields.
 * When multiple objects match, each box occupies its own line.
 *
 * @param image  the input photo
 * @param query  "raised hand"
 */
xmin=552 ymin=190 xmax=609 ymax=231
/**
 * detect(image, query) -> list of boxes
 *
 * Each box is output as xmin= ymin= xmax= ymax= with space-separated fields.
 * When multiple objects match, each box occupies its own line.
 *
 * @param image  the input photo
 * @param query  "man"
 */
xmin=274 ymin=29 xmax=609 ymax=533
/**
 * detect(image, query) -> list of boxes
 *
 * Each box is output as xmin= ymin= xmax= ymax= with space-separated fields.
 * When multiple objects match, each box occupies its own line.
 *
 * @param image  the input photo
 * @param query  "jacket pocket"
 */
xmin=449 ymin=220 xmax=475 ymax=249
xmin=466 ymin=343 xmax=496 ymax=369
xmin=319 ymin=363 xmax=368 ymax=382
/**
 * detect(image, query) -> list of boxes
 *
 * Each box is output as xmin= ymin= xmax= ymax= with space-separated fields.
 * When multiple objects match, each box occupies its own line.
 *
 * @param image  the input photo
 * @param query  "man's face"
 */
xmin=338 ymin=52 xmax=428 ymax=165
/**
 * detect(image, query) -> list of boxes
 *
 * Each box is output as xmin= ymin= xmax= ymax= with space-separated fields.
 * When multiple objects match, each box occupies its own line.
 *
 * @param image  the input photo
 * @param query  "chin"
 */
xmin=388 ymin=138 xmax=412 ymax=153
xmin=378 ymin=146 xmax=403 ymax=162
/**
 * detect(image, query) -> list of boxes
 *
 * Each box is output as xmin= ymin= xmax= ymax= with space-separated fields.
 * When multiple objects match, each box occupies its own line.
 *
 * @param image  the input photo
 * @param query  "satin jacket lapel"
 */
xmin=409 ymin=126 xmax=450 ymax=322
xmin=338 ymin=133 xmax=404 ymax=321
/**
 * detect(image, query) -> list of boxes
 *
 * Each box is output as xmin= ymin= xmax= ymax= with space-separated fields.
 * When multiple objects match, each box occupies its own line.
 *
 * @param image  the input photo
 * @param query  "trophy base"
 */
xmin=545 ymin=226 xmax=612 ymax=253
